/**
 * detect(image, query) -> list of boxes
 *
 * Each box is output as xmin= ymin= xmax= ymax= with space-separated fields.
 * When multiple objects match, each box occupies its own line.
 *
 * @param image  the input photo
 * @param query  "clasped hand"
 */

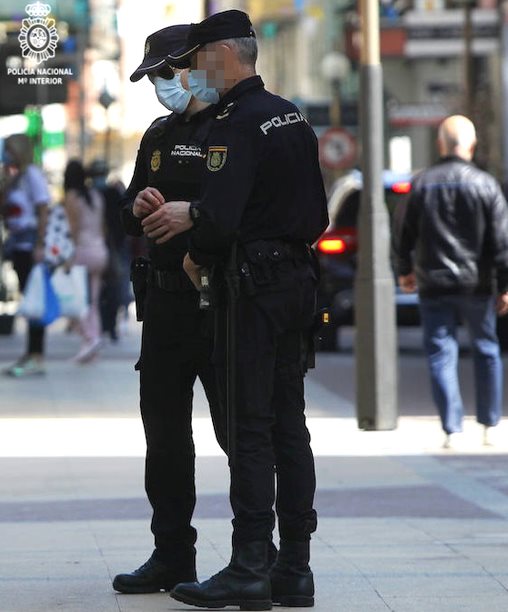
xmin=133 ymin=187 xmax=192 ymax=244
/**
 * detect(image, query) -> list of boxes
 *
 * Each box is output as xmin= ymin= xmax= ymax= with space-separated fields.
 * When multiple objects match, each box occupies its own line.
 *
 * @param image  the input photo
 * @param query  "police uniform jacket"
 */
xmin=188 ymin=76 xmax=328 ymax=265
xmin=121 ymin=106 xmax=215 ymax=270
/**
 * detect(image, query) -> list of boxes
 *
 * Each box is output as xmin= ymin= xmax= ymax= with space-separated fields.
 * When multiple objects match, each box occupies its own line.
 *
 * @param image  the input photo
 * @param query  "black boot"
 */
xmin=112 ymin=551 xmax=196 ymax=594
xmin=170 ymin=541 xmax=272 ymax=610
xmin=270 ymin=540 xmax=314 ymax=607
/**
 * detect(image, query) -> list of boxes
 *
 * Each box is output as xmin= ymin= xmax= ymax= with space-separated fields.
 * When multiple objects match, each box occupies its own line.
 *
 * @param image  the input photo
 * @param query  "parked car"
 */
xmin=315 ymin=169 xmax=418 ymax=351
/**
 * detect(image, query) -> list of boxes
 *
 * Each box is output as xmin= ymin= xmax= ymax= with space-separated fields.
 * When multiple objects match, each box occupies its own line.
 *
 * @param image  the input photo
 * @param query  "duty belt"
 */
xmin=150 ymin=268 xmax=195 ymax=292
xmin=241 ymin=239 xmax=310 ymax=262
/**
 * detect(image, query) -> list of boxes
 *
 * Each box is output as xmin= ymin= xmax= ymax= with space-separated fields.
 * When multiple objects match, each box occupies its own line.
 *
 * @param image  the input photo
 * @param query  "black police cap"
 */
xmin=130 ymin=24 xmax=191 ymax=82
xmin=167 ymin=10 xmax=255 ymax=63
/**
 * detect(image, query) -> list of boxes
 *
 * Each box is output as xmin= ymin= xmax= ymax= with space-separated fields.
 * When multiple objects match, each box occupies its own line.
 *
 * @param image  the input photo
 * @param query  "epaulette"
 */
xmin=215 ymin=101 xmax=237 ymax=121
xmin=147 ymin=114 xmax=173 ymax=138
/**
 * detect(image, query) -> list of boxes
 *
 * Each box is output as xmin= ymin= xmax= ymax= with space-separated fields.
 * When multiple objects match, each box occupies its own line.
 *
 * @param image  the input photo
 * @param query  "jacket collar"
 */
xmin=438 ymin=155 xmax=474 ymax=166
xmin=218 ymin=75 xmax=264 ymax=109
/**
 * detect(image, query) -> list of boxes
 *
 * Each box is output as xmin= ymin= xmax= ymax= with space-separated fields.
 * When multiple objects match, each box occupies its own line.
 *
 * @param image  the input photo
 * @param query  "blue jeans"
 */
xmin=419 ymin=295 xmax=502 ymax=434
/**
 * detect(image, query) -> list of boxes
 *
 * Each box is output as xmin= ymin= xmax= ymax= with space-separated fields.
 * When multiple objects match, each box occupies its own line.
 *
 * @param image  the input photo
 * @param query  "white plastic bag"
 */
xmin=51 ymin=265 xmax=88 ymax=319
xmin=18 ymin=263 xmax=45 ymax=319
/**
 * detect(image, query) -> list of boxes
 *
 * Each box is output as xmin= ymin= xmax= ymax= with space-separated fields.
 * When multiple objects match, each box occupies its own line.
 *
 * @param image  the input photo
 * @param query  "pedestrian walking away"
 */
xmin=1 ymin=134 xmax=50 ymax=377
xmin=396 ymin=115 xmax=508 ymax=450
xmin=111 ymin=24 xmax=227 ymax=596
xmin=64 ymin=159 xmax=108 ymax=364
xmin=86 ymin=158 xmax=127 ymax=343
xmin=162 ymin=10 xmax=329 ymax=610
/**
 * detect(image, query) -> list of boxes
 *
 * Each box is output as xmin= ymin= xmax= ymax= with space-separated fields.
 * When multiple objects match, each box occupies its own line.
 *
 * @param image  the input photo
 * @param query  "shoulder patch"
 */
xmin=206 ymin=146 xmax=228 ymax=172
xmin=216 ymin=101 xmax=237 ymax=121
xmin=150 ymin=149 xmax=161 ymax=172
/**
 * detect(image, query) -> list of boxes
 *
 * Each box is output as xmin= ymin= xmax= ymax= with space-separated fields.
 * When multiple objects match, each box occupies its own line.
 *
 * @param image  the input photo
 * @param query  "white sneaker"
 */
xmin=483 ymin=426 xmax=496 ymax=447
xmin=443 ymin=432 xmax=461 ymax=450
xmin=72 ymin=339 xmax=102 ymax=364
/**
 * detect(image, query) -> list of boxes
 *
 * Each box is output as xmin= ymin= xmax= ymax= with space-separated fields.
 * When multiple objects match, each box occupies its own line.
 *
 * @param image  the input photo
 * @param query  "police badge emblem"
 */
xmin=206 ymin=146 xmax=228 ymax=172
xmin=150 ymin=149 xmax=161 ymax=172
xmin=18 ymin=2 xmax=59 ymax=65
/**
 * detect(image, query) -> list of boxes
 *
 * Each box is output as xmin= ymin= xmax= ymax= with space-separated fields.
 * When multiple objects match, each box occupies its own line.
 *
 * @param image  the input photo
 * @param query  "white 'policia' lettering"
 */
xmin=171 ymin=144 xmax=203 ymax=158
xmin=259 ymin=112 xmax=306 ymax=136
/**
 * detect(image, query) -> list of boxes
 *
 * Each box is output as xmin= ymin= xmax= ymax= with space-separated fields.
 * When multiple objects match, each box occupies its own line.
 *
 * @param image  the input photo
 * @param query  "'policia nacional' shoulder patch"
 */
xmin=206 ymin=146 xmax=228 ymax=172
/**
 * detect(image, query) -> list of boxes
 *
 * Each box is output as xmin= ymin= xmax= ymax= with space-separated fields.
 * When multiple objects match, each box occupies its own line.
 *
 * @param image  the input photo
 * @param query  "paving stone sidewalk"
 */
xmin=2 ymin=318 xmax=508 ymax=611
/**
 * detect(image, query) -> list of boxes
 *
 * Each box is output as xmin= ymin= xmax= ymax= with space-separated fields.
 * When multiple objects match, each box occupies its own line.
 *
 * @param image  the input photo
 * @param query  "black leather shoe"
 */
xmin=270 ymin=540 xmax=314 ymax=607
xmin=112 ymin=553 xmax=196 ymax=594
xmin=171 ymin=541 xmax=272 ymax=610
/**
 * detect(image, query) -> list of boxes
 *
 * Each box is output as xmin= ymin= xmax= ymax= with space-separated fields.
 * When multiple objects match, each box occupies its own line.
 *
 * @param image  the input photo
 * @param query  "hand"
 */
xmin=133 ymin=187 xmax=165 ymax=218
xmin=141 ymin=200 xmax=192 ymax=244
xmin=398 ymin=273 xmax=417 ymax=293
xmin=497 ymin=292 xmax=508 ymax=316
xmin=183 ymin=252 xmax=202 ymax=290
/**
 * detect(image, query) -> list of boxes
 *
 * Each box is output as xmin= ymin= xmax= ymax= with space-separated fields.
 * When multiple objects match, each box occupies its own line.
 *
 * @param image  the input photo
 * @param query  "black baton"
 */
xmin=225 ymin=242 xmax=240 ymax=465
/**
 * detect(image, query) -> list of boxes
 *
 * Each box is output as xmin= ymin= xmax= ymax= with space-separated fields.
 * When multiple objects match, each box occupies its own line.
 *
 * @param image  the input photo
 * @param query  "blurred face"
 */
xmin=192 ymin=42 xmax=237 ymax=91
xmin=2 ymin=148 xmax=19 ymax=177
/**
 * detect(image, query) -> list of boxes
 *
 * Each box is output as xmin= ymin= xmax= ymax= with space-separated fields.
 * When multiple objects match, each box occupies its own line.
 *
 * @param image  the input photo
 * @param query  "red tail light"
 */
xmin=317 ymin=228 xmax=357 ymax=254
xmin=318 ymin=238 xmax=347 ymax=254
xmin=391 ymin=181 xmax=411 ymax=194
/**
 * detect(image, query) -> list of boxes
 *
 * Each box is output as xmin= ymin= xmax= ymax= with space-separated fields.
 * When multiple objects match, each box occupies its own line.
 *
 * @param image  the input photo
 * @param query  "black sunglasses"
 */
xmin=147 ymin=64 xmax=175 ymax=83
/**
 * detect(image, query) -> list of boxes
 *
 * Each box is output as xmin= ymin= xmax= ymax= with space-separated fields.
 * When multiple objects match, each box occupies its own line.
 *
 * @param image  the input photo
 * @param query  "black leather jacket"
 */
xmin=397 ymin=156 xmax=508 ymax=297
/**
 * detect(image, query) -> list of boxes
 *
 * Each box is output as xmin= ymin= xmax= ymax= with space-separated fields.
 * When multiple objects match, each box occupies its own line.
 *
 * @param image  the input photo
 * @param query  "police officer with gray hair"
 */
xmin=161 ymin=10 xmax=329 ymax=610
xmin=111 ymin=25 xmax=227 ymax=595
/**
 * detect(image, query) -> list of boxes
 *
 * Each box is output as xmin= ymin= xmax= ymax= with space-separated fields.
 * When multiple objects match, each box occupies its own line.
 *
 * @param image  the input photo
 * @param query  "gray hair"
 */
xmin=221 ymin=36 xmax=258 ymax=67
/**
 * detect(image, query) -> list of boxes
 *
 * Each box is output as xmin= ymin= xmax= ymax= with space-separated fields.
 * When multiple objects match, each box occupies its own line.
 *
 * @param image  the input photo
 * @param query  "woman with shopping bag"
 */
xmin=1 ymin=134 xmax=50 ymax=377
xmin=63 ymin=160 xmax=108 ymax=363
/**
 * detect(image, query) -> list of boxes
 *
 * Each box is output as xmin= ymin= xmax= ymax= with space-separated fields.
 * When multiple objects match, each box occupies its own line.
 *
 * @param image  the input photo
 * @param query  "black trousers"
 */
xmin=12 ymin=250 xmax=45 ymax=355
xmin=215 ymin=259 xmax=318 ymax=545
xmin=137 ymin=283 xmax=226 ymax=566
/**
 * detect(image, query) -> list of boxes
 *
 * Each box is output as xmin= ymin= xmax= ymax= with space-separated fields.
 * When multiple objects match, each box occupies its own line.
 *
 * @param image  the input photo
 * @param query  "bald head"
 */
xmin=437 ymin=115 xmax=477 ymax=161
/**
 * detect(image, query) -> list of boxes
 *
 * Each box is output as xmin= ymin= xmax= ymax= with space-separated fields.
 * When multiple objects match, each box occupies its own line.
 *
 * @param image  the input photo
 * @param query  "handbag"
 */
xmin=51 ymin=265 xmax=88 ymax=319
xmin=18 ymin=263 xmax=61 ymax=326
xmin=44 ymin=204 xmax=75 ymax=267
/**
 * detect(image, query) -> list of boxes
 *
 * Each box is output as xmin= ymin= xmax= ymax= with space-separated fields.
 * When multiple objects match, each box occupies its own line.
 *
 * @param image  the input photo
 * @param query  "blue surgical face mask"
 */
xmin=154 ymin=73 xmax=192 ymax=114
xmin=188 ymin=70 xmax=220 ymax=104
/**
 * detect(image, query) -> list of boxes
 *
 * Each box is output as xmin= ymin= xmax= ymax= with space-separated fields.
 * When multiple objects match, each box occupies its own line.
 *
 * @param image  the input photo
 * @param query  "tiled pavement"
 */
xmin=2 ymin=317 xmax=508 ymax=610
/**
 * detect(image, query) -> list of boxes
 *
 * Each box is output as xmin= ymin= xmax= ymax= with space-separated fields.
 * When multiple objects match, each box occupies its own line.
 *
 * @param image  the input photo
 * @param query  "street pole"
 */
xmin=463 ymin=0 xmax=474 ymax=119
xmin=500 ymin=0 xmax=508 ymax=183
xmin=354 ymin=0 xmax=398 ymax=430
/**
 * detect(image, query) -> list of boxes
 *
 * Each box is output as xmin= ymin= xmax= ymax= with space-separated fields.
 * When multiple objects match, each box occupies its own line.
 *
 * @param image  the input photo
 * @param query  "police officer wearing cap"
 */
xmin=161 ymin=10 xmax=329 ymax=611
xmin=111 ymin=25 xmax=227 ymax=595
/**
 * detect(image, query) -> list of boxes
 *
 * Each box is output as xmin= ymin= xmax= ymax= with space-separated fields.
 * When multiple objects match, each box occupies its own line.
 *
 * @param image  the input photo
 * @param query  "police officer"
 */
xmin=162 ymin=11 xmax=329 ymax=610
xmin=112 ymin=25 xmax=226 ymax=595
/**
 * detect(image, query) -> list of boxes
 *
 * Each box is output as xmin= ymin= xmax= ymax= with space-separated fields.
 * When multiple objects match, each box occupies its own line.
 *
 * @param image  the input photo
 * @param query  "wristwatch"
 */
xmin=189 ymin=201 xmax=201 ymax=226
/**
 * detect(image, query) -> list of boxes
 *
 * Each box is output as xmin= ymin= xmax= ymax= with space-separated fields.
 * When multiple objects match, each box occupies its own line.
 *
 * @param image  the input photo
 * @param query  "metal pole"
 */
xmin=463 ymin=1 xmax=474 ymax=119
xmin=501 ymin=0 xmax=508 ymax=182
xmin=354 ymin=0 xmax=398 ymax=430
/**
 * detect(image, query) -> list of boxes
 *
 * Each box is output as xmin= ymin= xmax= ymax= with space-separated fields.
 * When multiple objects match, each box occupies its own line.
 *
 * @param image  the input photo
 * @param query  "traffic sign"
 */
xmin=319 ymin=127 xmax=357 ymax=170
